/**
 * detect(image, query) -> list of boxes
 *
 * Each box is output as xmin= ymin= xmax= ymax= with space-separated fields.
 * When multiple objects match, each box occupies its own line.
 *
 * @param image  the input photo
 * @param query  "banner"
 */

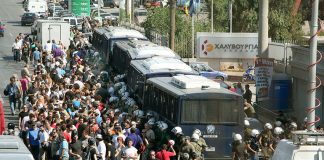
xmin=197 ymin=32 xmax=258 ymax=59
xmin=255 ymin=58 xmax=274 ymax=101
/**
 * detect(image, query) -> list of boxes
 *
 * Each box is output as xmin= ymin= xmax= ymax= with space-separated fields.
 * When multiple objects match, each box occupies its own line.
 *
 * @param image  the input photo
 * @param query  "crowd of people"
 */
xmin=3 ymin=29 xmax=210 ymax=160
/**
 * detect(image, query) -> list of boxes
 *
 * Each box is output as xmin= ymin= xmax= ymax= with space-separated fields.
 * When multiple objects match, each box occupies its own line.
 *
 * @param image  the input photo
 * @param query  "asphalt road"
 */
xmin=0 ymin=0 xmax=30 ymax=128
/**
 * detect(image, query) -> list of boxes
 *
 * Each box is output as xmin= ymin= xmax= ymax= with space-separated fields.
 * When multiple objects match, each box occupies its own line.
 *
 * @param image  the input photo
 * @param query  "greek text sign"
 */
xmin=197 ymin=32 xmax=258 ymax=58
xmin=255 ymin=58 xmax=274 ymax=101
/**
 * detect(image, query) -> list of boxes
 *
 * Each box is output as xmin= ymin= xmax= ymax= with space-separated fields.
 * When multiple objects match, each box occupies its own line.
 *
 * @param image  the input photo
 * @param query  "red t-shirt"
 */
xmin=156 ymin=150 xmax=175 ymax=160
xmin=63 ymin=131 xmax=71 ymax=143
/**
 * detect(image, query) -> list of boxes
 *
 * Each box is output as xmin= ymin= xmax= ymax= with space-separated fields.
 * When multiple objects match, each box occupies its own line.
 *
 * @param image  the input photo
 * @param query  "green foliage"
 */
xmin=141 ymin=7 xmax=211 ymax=57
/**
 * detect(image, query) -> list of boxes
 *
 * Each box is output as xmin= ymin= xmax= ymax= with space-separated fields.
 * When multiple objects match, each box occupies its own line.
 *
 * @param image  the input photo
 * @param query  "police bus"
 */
xmin=92 ymin=27 xmax=108 ymax=53
xmin=144 ymin=75 xmax=244 ymax=159
xmin=127 ymin=57 xmax=198 ymax=106
xmin=111 ymin=39 xmax=180 ymax=74
xmin=101 ymin=27 xmax=147 ymax=64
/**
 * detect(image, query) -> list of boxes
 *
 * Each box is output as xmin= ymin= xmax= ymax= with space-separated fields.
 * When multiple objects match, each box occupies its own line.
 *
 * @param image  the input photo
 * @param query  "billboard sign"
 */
xmin=71 ymin=0 xmax=90 ymax=16
xmin=255 ymin=58 xmax=274 ymax=101
xmin=197 ymin=32 xmax=258 ymax=59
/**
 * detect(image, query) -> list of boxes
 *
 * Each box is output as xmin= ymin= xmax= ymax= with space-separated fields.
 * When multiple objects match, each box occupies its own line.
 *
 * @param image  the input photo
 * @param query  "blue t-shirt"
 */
xmin=72 ymin=100 xmax=81 ymax=108
xmin=28 ymin=128 xmax=40 ymax=146
xmin=33 ymin=51 xmax=41 ymax=61
xmin=59 ymin=139 xmax=69 ymax=158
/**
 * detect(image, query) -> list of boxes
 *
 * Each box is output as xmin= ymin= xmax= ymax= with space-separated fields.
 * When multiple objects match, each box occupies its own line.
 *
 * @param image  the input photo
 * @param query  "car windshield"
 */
xmin=181 ymin=99 xmax=239 ymax=124
xmin=24 ymin=13 xmax=35 ymax=17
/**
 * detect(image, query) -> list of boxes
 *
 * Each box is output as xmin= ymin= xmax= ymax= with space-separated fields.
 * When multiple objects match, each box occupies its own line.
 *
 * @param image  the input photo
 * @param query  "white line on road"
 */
xmin=9 ymin=33 xmax=13 ymax=37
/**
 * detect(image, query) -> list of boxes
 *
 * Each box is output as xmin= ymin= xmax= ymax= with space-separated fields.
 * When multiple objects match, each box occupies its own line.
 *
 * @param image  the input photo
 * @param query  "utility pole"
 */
xmin=192 ymin=16 xmax=195 ymax=58
xmin=307 ymin=0 xmax=319 ymax=131
xmin=229 ymin=0 xmax=233 ymax=33
xmin=131 ymin=0 xmax=134 ymax=23
xmin=126 ymin=0 xmax=129 ymax=23
xmin=211 ymin=0 xmax=213 ymax=33
xmin=169 ymin=0 xmax=176 ymax=50
xmin=258 ymin=0 xmax=269 ymax=57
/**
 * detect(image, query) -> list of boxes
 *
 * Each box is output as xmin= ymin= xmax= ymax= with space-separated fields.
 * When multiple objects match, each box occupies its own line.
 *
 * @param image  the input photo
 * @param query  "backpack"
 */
xmin=7 ymin=123 xmax=15 ymax=130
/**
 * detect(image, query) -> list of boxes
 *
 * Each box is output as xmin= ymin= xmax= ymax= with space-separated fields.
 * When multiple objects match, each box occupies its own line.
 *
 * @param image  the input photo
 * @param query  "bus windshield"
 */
xmin=181 ymin=99 xmax=239 ymax=124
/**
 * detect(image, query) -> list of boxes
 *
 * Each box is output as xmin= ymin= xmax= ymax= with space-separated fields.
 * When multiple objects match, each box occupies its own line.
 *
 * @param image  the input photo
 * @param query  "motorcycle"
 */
xmin=243 ymin=66 xmax=255 ymax=81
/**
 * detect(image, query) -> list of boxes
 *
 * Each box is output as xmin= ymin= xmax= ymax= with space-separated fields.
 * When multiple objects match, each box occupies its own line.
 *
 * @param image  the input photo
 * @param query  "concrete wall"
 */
xmin=290 ymin=45 xmax=324 ymax=127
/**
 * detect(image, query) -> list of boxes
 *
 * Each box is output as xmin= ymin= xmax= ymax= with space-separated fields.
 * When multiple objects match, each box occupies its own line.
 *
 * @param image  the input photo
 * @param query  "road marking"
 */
xmin=9 ymin=33 xmax=13 ymax=37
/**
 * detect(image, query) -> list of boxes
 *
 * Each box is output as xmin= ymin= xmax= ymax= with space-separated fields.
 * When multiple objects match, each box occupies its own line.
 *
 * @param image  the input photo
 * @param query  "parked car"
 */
xmin=189 ymin=62 xmax=228 ymax=81
xmin=100 ymin=13 xmax=118 ymax=21
xmin=21 ymin=12 xmax=38 ymax=26
xmin=103 ymin=0 xmax=119 ymax=8
xmin=61 ymin=17 xmax=83 ymax=30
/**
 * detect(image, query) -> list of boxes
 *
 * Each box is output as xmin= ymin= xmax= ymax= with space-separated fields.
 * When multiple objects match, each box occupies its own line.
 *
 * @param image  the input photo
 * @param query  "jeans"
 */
xmin=22 ymin=90 xmax=28 ymax=106
xmin=30 ymin=145 xmax=40 ymax=160
xmin=14 ymin=49 xmax=20 ymax=61
xmin=9 ymin=95 xmax=16 ymax=115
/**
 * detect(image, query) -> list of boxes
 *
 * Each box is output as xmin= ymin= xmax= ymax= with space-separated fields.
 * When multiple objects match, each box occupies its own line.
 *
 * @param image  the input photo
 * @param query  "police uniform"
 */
xmin=259 ymin=131 xmax=273 ymax=159
xmin=244 ymin=127 xmax=252 ymax=142
xmin=179 ymin=142 xmax=195 ymax=159
xmin=232 ymin=141 xmax=248 ymax=160
xmin=191 ymin=141 xmax=202 ymax=159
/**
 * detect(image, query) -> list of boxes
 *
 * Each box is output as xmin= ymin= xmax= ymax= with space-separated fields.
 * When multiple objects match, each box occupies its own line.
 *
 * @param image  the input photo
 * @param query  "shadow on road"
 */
xmin=1 ymin=56 xmax=13 ymax=61
xmin=6 ymin=21 xmax=21 ymax=24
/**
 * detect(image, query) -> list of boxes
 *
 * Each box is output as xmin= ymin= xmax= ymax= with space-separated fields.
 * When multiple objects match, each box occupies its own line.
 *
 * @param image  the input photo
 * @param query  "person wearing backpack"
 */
xmin=4 ymin=76 xmax=21 ymax=115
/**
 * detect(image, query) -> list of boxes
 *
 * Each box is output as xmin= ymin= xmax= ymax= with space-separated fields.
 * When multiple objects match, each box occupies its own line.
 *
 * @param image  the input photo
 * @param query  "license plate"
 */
xmin=203 ymin=135 xmax=218 ymax=138
xmin=205 ymin=147 xmax=216 ymax=152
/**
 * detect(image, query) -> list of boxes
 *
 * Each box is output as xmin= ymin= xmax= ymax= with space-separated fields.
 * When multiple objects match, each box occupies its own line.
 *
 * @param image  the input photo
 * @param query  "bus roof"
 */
xmin=103 ymin=27 xmax=147 ymax=40
xmin=0 ymin=136 xmax=33 ymax=157
xmin=115 ymin=40 xmax=180 ymax=59
xmin=147 ymin=75 xmax=240 ymax=98
xmin=131 ymin=57 xmax=197 ymax=74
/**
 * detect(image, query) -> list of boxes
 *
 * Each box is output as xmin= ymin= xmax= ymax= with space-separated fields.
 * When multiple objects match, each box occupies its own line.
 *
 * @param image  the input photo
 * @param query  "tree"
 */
xmin=205 ymin=0 xmax=304 ymax=41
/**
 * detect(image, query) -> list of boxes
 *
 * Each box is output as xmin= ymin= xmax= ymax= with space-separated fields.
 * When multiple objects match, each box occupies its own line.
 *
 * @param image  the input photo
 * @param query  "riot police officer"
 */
xmin=191 ymin=133 xmax=203 ymax=159
xmin=232 ymin=134 xmax=248 ymax=160
xmin=244 ymin=120 xmax=252 ymax=142
xmin=259 ymin=123 xmax=274 ymax=160
xmin=285 ymin=122 xmax=297 ymax=139
xmin=246 ymin=129 xmax=260 ymax=160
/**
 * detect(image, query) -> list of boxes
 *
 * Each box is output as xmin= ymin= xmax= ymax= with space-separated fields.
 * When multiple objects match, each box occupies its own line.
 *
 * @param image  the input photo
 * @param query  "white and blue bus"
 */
xmin=144 ymin=75 xmax=244 ymax=159
xmin=111 ymin=39 xmax=180 ymax=74
xmin=127 ymin=57 xmax=198 ymax=106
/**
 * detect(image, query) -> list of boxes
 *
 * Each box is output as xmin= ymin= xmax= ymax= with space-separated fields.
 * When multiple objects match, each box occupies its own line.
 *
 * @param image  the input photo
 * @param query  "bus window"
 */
xmin=181 ymin=100 xmax=239 ymax=124
xmin=181 ymin=101 xmax=200 ymax=123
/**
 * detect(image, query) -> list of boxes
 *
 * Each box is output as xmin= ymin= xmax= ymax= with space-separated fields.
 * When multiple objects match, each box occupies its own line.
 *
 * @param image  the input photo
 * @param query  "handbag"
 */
xmin=3 ymin=89 xmax=8 ymax=96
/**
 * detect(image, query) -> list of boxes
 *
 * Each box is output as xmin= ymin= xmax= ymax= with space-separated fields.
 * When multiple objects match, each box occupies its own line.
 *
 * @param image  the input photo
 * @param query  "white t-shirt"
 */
xmin=97 ymin=141 xmax=106 ymax=160
xmin=112 ymin=134 xmax=126 ymax=149
xmin=39 ymin=131 xmax=49 ymax=144
xmin=122 ymin=146 xmax=138 ymax=160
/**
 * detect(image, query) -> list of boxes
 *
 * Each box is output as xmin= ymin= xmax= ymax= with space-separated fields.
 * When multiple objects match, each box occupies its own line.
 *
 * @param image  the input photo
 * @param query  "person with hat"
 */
xmin=259 ymin=123 xmax=274 ymax=160
xmin=232 ymin=134 xmax=248 ymax=160
xmin=96 ymin=134 xmax=106 ymax=160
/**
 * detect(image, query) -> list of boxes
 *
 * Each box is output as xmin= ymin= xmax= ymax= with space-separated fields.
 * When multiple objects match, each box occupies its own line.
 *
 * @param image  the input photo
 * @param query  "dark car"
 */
xmin=21 ymin=12 xmax=37 ymax=26
xmin=103 ymin=0 xmax=119 ymax=8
